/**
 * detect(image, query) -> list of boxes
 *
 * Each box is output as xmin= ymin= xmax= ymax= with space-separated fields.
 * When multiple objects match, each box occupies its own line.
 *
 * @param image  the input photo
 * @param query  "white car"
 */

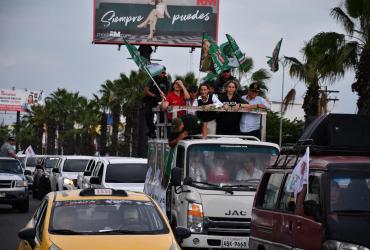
xmin=89 ymin=157 xmax=148 ymax=192
xmin=76 ymin=157 xmax=99 ymax=189
xmin=50 ymin=156 xmax=91 ymax=191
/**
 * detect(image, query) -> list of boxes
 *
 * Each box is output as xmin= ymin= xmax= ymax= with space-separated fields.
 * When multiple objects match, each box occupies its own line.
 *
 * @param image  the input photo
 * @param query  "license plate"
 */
xmin=0 ymin=192 xmax=6 ymax=198
xmin=222 ymin=238 xmax=248 ymax=249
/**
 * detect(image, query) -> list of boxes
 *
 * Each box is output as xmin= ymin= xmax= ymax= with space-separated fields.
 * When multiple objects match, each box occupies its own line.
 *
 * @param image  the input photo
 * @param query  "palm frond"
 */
xmin=331 ymin=7 xmax=355 ymax=36
xmin=282 ymin=88 xmax=296 ymax=114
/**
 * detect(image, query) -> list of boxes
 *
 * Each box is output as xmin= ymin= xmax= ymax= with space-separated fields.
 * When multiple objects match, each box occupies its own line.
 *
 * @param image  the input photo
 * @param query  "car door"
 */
xmin=293 ymin=173 xmax=323 ymax=250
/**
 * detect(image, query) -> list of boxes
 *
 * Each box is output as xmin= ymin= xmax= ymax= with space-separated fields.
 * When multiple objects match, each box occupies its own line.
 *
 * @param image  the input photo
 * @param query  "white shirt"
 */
xmin=192 ymin=94 xmax=223 ymax=108
xmin=240 ymin=95 xmax=271 ymax=133
xmin=236 ymin=168 xmax=263 ymax=181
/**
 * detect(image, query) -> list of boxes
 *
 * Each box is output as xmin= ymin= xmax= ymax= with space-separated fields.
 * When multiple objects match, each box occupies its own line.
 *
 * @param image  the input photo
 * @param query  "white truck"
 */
xmin=144 ymin=135 xmax=279 ymax=249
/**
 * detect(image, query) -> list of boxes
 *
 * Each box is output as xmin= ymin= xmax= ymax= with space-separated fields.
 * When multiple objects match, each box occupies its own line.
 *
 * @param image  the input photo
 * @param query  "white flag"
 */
xmin=286 ymin=147 xmax=310 ymax=198
xmin=25 ymin=145 xmax=35 ymax=157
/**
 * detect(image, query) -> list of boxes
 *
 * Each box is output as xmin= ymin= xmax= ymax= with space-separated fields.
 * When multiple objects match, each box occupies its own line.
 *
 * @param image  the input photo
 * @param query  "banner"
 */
xmin=94 ymin=0 xmax=219 ymax=47
xmin=0 ymin=89 xmax=45 ymax=112
xmin=225 ymin=34 xmax=246 ymax=65
xmin=25 ymin=145 xmax=36 ymax=157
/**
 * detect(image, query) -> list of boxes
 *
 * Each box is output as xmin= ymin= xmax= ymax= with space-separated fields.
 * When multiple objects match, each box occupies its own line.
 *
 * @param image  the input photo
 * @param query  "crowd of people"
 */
xmin=142 ymin=68 xmax=271 ymax=143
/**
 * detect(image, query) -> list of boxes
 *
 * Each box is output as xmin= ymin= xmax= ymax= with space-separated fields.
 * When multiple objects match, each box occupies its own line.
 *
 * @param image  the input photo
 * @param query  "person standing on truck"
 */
xmin=216 ymin=80 xmax=247 ymax=135
xmin=192 ymin=83 xmax=223 ymax=135
xmin=143 ymin=70 xmax=170 ymax=138
xmin=160 ymin=79 xmax=190 ymax=121
xmin=0 ymin=136 xmax=16 ymax=158
xmin=212 ymin=68 xmax=238 ymax=94
xmin=240 ymin=83 xmax=271 ymax=139
xmin=168 ymin=114 xmax=204 ymax=147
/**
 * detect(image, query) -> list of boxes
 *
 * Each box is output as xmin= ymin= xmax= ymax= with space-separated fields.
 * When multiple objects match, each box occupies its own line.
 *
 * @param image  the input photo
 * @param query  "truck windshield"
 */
xmin=186 ymin=144 xmax=279 ymax=188
xmin=0 ymin=159 xmax=23 ymax=174
xmin=45 ymin=158 xmax=60 ymax=168
xmin=329 ymin=168 xmax=370 ymax=213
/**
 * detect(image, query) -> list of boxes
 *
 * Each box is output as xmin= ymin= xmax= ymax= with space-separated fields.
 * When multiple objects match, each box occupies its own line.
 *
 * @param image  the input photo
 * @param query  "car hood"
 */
xmin=0 ymin=173 xmax=24 ymax=181
xmin=327 ymin=213 xmax=370 ymax=247
xmin=49 ymin=233 xmax=174 ymax=250
xmin=62 ymin=172 xmax=80 ymax=180
xmin=104 ymin=183 xmax=144 ymax=192
xmin=200 ymin=191 xmax=255 ymax=218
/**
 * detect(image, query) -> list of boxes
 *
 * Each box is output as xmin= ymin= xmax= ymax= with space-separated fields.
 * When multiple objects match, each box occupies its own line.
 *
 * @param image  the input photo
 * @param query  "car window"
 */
xmin=278 ymin=174 xmax=295 ymax=212
xmin=260 ymin=173 xmax=284 ymax=210
xmin=63 ymin=159 xmax=89 ymax=172
xmin=306 ymin=174 xmax=321 ymax=204
xmin=49 ymin=199 xmax=170 ymax=234
xmin=0 ymin=159 xmax=23 ymax=174
xmin=35 ymin=200 xmax=48 ymax=241
xmin=105 ymin=163 xmax=148 ymax=183
xmin=92 ymin=162 xmax=102 ymax=176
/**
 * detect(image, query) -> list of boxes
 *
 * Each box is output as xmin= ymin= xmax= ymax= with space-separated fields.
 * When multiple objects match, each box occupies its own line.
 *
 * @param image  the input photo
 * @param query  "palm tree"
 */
xmin=174 ymin=72 xmax=198 ymax=88
xmin=307 ymin=0 xmax=369 ymax=114
xmin=238 ymin=58 xmax=271 ymax=95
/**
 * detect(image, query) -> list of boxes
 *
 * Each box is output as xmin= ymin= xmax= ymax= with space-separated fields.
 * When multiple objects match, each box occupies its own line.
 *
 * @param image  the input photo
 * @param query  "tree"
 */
xmin=307 ymin=0 xmax=369 ymax=114
xmin=238 ymin=58 xmax=271 ymax=95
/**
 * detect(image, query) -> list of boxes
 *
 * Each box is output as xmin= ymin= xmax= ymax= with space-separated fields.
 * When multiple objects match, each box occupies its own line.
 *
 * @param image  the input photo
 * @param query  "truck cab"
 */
xmin=145 ymin=135 xmax=279 ymax=249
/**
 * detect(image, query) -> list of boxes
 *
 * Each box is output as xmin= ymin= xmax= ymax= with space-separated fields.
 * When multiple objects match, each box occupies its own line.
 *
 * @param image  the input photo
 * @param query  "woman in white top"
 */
xmin=137 ymin=0 xmax=171 ymax=39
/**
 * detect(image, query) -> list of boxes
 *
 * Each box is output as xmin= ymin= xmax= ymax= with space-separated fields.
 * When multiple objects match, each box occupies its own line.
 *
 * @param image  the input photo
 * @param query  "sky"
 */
xmin=0 ymin=0 xmax=359 ymax=124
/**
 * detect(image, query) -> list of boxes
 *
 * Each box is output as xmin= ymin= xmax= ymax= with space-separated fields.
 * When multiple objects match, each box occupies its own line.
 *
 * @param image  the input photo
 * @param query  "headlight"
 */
xmin=323 ymin=240 xmax=370 ymax=250
xmin=63 ymin=178 xmax=74 ymax=186
xmin=49 ymin=244 xmax=62 ymax=250
xmin=187 ymin=202 xmax=203 ymax=233
xmin=15 ymin=180 xmax=28 ymax=187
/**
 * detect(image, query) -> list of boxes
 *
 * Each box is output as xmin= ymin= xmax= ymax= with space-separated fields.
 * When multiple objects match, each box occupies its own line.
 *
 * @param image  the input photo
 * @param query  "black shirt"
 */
xmin=217 ymin=93 xmax=247 ymax=124
xmin=196 ymin=94 xmax=217 ymax=122
xmin=168 ymin=114 xmax=203 ymax=142
xmin=143 ymin=76 xmax=169 ymax=106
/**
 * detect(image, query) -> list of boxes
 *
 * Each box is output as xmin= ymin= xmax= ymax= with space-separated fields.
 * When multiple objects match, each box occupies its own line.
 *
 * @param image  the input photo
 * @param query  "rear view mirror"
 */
xmin=18 ymin=227 xmax=36 ymax=248
xmin=24 ymin=170 xmax=32 ymax=176
xmin=52 ymin=168 xmax=60 ymax=173
xmin=89 ymin=176 xmax=101 ymax=185
xmin=170 ymin=167 xmax=182 ymax=187
xmin=175 ymin=226 xmax=191 ymax=241
xmin=303 ymin=200 xmax=320 ymax=220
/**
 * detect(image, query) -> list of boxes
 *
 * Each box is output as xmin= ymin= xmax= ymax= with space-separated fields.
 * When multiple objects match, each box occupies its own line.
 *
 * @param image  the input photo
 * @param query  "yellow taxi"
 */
xmin=18 ymin=188 xmax=190 ymax=250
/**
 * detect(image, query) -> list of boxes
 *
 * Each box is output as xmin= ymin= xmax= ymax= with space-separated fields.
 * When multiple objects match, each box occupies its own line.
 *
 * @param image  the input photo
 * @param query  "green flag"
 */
xmin=202 ymin=72 xmax=218 ymax=83
xmin=226 ymin=34 xmax=246 ymax=64
xmin=205 ymin=35 xmax=230 ymax=74
xmin=267 ymin=38 xmax=283 ymax=72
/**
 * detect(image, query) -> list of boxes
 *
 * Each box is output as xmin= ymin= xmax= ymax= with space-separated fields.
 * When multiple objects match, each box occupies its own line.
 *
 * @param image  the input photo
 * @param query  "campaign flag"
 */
xmin=225 ymin=34 xmax=246 ymax=65
xmin=286 ymin=147 xmax=310 ymax=198
xmin=202 ymin=72 xmax=218 ymax=83
xmin=25 ymin=145 xmax=35 ymax=157
xmin=267 ymin=38 xmax=283 ymax=72
xmin=206 ymin=35 xmax=230 ymax=74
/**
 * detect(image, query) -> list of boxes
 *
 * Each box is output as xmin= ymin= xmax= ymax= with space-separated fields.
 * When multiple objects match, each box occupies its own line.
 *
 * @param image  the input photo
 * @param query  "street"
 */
xmin=0 ymin=194 xmax=41 ymax=250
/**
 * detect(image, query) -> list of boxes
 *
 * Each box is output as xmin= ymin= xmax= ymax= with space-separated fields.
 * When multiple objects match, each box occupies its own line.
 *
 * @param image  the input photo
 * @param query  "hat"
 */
xmin=171 ymin=118 xmax=183 ymax=133
xmin=8 ymin=136 xmax=15 ymax=141
xmin=248 ymin=83 xmax=260 ymax=92
xmin=188 ymin=85 xmax=197 ymax=93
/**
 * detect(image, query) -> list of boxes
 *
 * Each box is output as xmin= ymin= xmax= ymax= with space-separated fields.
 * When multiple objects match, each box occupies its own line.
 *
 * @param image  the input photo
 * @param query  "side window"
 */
xmin=306 ymin=174 xmax=321 ymax=204
xmin=92 ymin=162 xmax=102 ymax=176
xmin=176 ymin=146 xmax=185 ymax=169
xmin=258 ymin=173 xmax=284 ymax=209
xmin=97 ymin=163 xmax=104 ymax=181
xmin=35 ymin=200 xmax=48 ymax=241
xmin=278 ymin=174 xmax=296 ymax=212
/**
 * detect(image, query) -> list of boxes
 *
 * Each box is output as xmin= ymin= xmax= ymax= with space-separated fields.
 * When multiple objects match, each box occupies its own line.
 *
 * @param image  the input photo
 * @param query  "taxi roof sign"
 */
xmin=79 ymin=188 xmax=128 ymax=197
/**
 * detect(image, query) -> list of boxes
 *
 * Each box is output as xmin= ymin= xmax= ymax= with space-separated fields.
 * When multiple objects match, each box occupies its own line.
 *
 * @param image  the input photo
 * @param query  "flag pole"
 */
xmin=279 ymin=58 xmax=286 ymax=147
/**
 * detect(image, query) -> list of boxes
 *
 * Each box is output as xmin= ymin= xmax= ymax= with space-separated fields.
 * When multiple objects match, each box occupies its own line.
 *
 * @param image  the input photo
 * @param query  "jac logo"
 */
xmin=197 ymin=0 xmax=217 ymax=6
xmin=109 ymin=31 xmax=121 ymax=38
xmin=225 ymin=210 xmax=247 ymax=216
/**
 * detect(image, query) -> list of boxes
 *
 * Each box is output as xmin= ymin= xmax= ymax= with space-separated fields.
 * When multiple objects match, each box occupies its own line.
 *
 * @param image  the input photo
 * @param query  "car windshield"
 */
xmin=50 ymin=199 xmax=169 ymax=235
xmin=0 ymin=159 xmax=23 ymax=174
xmin=63 ymin=159 xmax=89 ymax=172
xmin=45 ymin=158 xmax=60 ymax=168
xmin=26 ymin=157 xmax=37 ymax=167
xmin=329 ymin=167 xmax=370 ymax=213
xmin=186 ymin=144 xmax=279 ymax=189
xmin=105 ymin=163 xmax=148 ymax=183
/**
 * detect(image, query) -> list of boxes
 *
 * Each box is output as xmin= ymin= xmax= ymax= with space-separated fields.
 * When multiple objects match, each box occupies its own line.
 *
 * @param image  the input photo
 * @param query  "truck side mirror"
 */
xmin=89 ymin=176 xmax=101 ymax=185
xmin=52 ymin=168 xmax=60 ymax=173
xmin=303 ymin=200 xmax=320 ymax=220
xmin=24 ymin=170 xmax=32 ymax=176
xmin=18 ymin=227 xmax=36 ymax=248
xmin=175 ymin=226 xmax=191 ymax=241
xmin=170 ymin=167 xmax=182 ymax=186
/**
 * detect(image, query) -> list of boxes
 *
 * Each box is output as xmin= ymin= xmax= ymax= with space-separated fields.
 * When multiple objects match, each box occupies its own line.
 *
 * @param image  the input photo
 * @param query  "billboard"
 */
xmin=0 ymin=89 xmax=45 ymax=112
xmin=93 ymin=0 xmax=219 ymax=47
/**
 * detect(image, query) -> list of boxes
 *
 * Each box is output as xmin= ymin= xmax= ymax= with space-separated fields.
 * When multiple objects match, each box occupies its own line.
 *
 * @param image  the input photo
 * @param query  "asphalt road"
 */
xmin=0 ymin=194 xmax=41 ymax=250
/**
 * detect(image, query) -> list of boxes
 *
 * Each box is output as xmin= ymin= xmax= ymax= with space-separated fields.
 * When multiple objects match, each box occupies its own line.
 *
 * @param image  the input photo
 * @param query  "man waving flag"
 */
xmin=286 ymin=147 xmax=310 ymax=198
